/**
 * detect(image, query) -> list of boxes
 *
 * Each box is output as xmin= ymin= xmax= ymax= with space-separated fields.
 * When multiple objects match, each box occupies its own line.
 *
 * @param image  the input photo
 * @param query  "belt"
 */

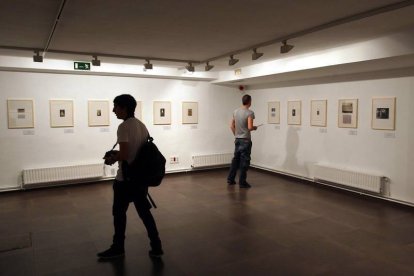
xmin=236 ymin=138 xmax=251 ymax=141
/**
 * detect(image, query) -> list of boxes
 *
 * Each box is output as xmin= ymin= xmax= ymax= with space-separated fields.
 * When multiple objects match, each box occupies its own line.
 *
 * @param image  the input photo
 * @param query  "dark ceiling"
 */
xmin=0 ymin=0 xmax=413 ymax=68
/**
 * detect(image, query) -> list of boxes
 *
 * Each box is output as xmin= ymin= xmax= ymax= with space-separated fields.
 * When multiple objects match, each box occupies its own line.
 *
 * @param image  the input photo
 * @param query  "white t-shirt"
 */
xmin=116 ymin=117 xmax=149 ymax=181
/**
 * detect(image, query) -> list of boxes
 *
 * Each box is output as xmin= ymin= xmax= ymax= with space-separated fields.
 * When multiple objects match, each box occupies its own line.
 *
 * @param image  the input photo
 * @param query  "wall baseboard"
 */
xmin=251 ymin=164 xmax=414 ymax=208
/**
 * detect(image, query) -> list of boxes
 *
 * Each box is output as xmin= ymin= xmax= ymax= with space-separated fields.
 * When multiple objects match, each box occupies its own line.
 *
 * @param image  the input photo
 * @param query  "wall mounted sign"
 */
xmin=74 ymin=62 xmax=91 ymax=70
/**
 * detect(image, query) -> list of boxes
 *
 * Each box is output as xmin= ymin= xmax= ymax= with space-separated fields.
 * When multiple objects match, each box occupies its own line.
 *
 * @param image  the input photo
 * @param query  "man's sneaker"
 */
xmin=97 ymin=246 xmax=125 ymax=259
xmin=239 ymin=182 xmax=251 ymax=188
xmin=149 ymin=248 xmax=164 ymax=258
xmin=227 ymin=180 xmax=236 ymax=185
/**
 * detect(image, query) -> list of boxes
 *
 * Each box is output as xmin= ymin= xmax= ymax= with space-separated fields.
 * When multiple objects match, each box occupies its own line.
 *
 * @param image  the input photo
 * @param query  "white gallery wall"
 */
xmin=0 ymin=69 xmax=413 ymax=205
xmin=0 ymin=71 xmax=239 ymax=190
xmin=249 ymin=76 xmax=414 ymax=204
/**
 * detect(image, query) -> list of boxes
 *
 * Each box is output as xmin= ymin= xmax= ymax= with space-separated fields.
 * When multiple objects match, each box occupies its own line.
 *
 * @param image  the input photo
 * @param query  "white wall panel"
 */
xmin=249 ymin=77 xmax=414 ymax=203
xmin=0 ymin=71 xmax=239 ymax=190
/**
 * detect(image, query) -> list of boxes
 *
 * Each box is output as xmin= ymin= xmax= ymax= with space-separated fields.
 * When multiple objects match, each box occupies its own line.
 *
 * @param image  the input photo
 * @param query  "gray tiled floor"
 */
xmin=0 ymin=168 xmax=413 ymax=275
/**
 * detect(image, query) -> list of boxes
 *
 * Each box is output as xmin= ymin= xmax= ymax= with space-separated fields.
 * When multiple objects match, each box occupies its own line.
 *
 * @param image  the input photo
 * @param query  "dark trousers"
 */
xmin=227 ymin=138 xmax=252 ymax=185
xmin=112 ymin=180 xmax=161 ymax=250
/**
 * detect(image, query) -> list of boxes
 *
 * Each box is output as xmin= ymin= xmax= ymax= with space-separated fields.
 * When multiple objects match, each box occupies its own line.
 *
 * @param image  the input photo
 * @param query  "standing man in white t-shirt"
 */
xmin=98 ymin=94 xmax=163 ymax=259
xmin=227 ymin=94 xmax=257 ymax=188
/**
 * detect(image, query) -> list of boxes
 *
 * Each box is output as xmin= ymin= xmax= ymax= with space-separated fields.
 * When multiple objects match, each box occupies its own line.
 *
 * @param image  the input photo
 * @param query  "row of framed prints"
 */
xmin=5 ymin=100 xmax=199 ymax=129
xmin=268 ymin=98 xmax=396 ymax=130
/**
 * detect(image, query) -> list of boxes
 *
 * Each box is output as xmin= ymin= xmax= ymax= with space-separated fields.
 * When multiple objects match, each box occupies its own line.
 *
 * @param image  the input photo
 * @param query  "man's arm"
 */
xmin=247 ymin=116 xmax=257 ymax=131
xmin=230 ymin=118 xmax=236 ymax=135
xmin=104 ymin=142 xmax=129 ymax=165
xmin=116 ymin=142 xmax=129 ymax=161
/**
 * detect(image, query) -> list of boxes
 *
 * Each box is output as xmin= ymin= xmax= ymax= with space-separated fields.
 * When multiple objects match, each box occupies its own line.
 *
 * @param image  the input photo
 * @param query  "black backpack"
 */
xmin=122 ymin=136 xmax=166 ymax=187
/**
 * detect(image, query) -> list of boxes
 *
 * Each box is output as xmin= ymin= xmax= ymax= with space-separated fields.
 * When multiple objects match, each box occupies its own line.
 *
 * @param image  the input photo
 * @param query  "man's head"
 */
xmin=113 ymin=94 xmax=136 ymax=120
xmin=242 ymin=94 xmax=252 ymax=107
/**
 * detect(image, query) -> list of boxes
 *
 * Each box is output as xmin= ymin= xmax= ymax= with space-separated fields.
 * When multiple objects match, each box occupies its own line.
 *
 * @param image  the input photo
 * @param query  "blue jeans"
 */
xmin=227 ymin=139 xmax=252 ymax=185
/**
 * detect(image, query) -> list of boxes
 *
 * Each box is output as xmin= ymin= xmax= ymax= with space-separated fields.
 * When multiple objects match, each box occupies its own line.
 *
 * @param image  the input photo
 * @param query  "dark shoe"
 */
xmin=227 ymin=180 xmax=236 ymax=185
xmin=149 ymin=248 xmax=164 ymax=258
xmin=97 ymin=245 xmax=125 ymax=259
xmin=239 ymin=182 xmax=251 ymax=188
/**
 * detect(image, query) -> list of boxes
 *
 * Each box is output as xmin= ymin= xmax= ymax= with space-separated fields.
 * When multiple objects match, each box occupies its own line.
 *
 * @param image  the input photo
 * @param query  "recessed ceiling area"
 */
xmin=0 ymin=0 xmax=413 ymax=70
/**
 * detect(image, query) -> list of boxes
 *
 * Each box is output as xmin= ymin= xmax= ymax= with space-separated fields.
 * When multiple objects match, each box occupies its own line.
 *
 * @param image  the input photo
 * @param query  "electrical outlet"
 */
xmin=170 ymin=156 xmax=179 ymax=164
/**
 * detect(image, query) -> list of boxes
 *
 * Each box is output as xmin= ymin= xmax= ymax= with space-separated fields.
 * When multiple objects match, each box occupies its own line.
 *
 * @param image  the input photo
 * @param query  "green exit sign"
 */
xmin=74 ymin=62 xmax=91 ymax=70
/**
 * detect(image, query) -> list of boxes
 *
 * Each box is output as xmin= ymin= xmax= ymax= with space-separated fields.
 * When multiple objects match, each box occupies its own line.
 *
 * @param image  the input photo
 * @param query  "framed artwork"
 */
xmin=338 ymin=99 xmax=358 ymax=128
xmin=153 ymin=101 xmax=171 ymax=125
xmin=88 ymin=100 xmax=110 ymax=126
xmin=7 ymin=99 xmax=34 ymax=129
xmin=50 ymin=100 xmax=74 ymax=127
xmin=268 ymin=101 xmax=280 ymax=124
xmin=287 ymin=101 xmax=301 ymax=125
xmin=182 ymin=102 xmax=198 ymax=124
xmin=372 ymin=97 xmax=396 ymax=130
xmin=311 ymin=100 xmax=327 ymax=127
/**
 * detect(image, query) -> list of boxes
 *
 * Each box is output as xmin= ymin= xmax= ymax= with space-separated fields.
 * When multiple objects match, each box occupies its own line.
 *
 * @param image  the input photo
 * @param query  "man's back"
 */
xmin=234 ymin=107 xmax=255 ymax=139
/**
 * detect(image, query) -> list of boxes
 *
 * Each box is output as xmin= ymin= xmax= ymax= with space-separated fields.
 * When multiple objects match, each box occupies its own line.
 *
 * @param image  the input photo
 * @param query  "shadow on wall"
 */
xmin=282 ymin=127 xmax=305 ymax=176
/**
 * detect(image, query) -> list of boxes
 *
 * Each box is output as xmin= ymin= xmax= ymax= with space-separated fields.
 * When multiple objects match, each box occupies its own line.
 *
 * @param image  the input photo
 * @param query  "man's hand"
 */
xmin=103 ymin=150 xmax=119 ymax=166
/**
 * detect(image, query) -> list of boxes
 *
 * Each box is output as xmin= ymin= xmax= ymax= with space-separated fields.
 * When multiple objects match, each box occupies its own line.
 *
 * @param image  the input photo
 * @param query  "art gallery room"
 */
xmin=1 ymin=0 xmax=414 ymax=275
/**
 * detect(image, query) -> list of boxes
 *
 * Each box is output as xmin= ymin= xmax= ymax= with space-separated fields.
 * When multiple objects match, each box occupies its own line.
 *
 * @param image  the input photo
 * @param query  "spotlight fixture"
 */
xmin=252 ymin=48 xmax=263 ymax=60
xmin=144 ymin=59 xmax=153 ymax=70
xmin=205 ymin=62 xmax=214 ymax=71
xmin=33 ymin=50 xmax=43 ymax=62
xmin=185 ymin=62 xmax=195 ymax=72
xmin=92 ymin=55 xmax=101 ymax=66
xmin=280 ymin=40 xmax=294 ymax=54
xmin=228 ymin=55 xmax=239 ymax=66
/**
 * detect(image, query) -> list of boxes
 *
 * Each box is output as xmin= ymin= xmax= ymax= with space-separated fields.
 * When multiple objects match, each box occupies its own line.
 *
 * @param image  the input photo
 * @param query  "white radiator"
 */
xmin=314 ymin=164 xmax=386 ymax=194
xmin=191 ymin=153 xmax=233 ymax=168
xmin=22 ymin=163 xmax=104 ymax=188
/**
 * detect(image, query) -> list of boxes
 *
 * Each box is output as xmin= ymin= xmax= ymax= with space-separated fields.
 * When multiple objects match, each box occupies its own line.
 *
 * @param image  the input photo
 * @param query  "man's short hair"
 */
xmin=242 ymin=94 xmax=252 ymax=105
xmin=113 ymin=94 xmax=136 ymax=117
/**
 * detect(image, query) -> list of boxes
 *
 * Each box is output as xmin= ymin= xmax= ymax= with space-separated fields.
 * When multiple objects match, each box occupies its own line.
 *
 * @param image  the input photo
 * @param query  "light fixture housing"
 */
xmin=185 ymin=62 xmax=195 ymax=72
xmin=252 ymin=48 xmax=263 ymax=60
xmin=280 ymin=40 xmax=294 ymax=54
xmin=229 ymin=55 xmax=239 ymax=66
xmin=144 ymin=59 xmax=153 ymax=70
xmin=33 ymin=51 xmax=43 ymax=62
xmin=92 ymin=55 xmax=101 ymax=66
xmin=205 ymin=62 xmax=214 ymax=71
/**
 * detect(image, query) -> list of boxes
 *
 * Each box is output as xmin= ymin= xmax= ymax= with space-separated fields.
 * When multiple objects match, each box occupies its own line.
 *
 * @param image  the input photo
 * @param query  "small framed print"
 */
xmin=338 ymin=99 xmax=358 ymax=128
xmin=50 ymin=100 xmax=74 ymax=128
xmin=287 ymin=101 xmax=301 ymax=125
xmin=311 ymin=100 xmax=327 ymax=127
xmin=372 ymin=97 xmax=396 ymax=130
xmin=88 ymin=100 xmax=110 ymax=126
xmin=182 ymin=102 xmax=198 ymax=124
xmin=153 ymin=101 xmax=171 ymax=125
xmin=268 ymin=101 xmax=280 ymax=124
xmin=7 ymin=99 xmax=34 ymax=129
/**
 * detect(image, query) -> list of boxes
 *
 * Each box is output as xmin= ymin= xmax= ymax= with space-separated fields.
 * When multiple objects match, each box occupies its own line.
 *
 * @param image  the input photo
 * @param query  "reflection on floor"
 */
xmin=0 ymin=168 xmax=413 ymax=275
